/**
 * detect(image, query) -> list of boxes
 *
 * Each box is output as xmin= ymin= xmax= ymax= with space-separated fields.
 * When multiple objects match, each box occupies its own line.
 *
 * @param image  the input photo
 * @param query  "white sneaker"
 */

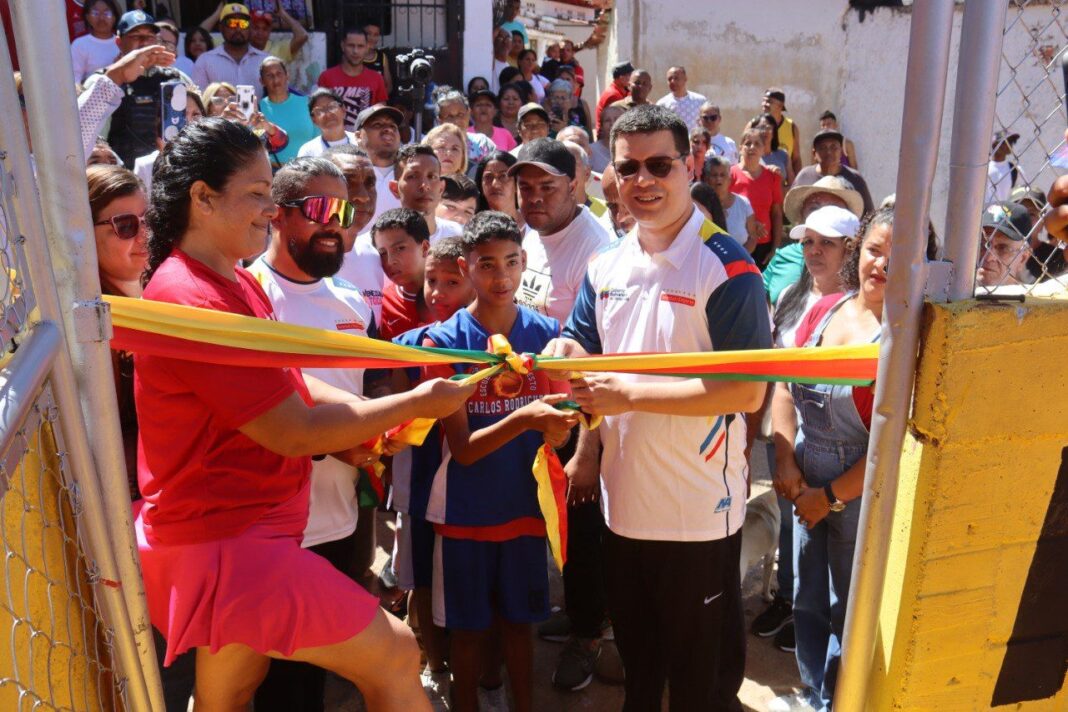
xmin=421 ymin=668 xmax=451 ymax=710
xmin=477 ymin=684 xmax=509 ymax=712
xmin=767 ymin=691 xmax=818 ymax=712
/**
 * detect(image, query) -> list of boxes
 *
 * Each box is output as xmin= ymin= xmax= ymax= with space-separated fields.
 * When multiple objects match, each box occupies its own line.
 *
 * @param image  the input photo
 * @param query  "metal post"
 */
xmin=833 ymin=1 xmax=957 ymax=710
xmin=944 ymin=0 xmax=1011 ymax=300
xmin=1 ymin=8 xmax=164 ymax=712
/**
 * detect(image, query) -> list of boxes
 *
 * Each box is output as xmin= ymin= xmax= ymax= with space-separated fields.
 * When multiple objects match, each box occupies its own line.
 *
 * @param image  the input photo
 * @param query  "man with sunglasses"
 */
xmin=545 ymin=105 xmax=771 ymax=711
xmin=699 ymin=100 xmax=738 ymax=163
xmin=192 ymin=3 xmax=269 ymax=98
xmin=246 ymin=156 xmax=378 ymax=712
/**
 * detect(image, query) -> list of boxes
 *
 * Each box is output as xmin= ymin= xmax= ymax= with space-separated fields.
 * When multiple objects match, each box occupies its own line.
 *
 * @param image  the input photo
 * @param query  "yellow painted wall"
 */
xmin=0 ymin=421 xmax=113 ymax=711
xmin=868 ymin=298 xmax=1068 ymax=710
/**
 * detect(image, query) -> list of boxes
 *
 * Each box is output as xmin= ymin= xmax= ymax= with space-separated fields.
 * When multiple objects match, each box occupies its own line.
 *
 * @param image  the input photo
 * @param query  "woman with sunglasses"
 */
xmin=87 ymin=164 xmax=148 ymax=498
xmin=71 ymin=0 xmax=122 ymax=83
xmin=136 ymin=118 xmax=473 ymax=711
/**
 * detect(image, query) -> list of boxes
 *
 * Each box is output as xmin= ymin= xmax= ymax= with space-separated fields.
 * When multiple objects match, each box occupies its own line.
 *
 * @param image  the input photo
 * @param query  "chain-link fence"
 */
xmin=979 ymin=0 xmax=1068 ymax=296
xmin=0 ymin=71 xmax=132 ymax=712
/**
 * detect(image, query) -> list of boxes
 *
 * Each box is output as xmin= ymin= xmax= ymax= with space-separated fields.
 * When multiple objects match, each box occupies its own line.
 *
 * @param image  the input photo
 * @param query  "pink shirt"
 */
xmin=469 ymin=125 xmax=516 ymax=152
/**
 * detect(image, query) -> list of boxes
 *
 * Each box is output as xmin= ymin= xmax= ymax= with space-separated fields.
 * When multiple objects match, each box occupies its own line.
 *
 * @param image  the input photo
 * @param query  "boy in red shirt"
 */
xmin=372 ymin=207 xmax=433 ymax=341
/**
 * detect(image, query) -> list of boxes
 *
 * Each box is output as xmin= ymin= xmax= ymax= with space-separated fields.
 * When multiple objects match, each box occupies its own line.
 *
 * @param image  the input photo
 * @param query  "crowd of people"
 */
xmin=9 ymin=2 xmax=1063 ymax=712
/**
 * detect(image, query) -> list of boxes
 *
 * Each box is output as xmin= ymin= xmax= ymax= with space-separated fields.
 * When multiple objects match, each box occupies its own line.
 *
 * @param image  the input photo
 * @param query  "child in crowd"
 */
xmin=421 ymin=212 xmax=579 ymax=712
xmin=389 ymin=144 xmax=465 ymax=244
xmin=437 ymin=173 xmax=480 ymax=226
xmin=389 ymin=237 xmax=476 ymax=701
xmin=372 ymin=207 xmax=434 ymax=341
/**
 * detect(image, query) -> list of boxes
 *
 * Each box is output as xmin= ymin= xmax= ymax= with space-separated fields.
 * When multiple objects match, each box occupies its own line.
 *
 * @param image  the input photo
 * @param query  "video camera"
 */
xmin=395 ymin=48 xmax=435 ymax=85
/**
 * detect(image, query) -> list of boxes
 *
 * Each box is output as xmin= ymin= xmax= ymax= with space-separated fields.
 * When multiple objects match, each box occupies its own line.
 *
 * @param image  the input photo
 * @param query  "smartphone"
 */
xmin=160 ymin=81 xmax=187 ymax=142
xmin=236 ymin=84 xmax=256 ymax=120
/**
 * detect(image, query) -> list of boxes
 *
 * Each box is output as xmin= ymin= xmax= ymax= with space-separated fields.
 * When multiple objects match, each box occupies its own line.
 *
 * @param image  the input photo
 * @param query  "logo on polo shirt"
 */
xmin=660 ymin=289 xmax=696 ymax=307
xmin=599 ymin=288 xmax=629 ymax=302
xmin=714 ymin=496 xmax=732 ymax=513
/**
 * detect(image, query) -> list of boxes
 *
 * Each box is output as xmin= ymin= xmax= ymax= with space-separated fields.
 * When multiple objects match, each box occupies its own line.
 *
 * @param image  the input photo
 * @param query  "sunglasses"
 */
xmin=224 ymin=17 xmax=250 ymax=30
xmin=280 ymin=196 xmax=356 ymax=228
xmin=613 ymin=154 xmax=685 ymax=180
xmin=94 ymin=213 xmax=146 ymax=239
xmin=701 ymin=114 xmax=720 ymax=121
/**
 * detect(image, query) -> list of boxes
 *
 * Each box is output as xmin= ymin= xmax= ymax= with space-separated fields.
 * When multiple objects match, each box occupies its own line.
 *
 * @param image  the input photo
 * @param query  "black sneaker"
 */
xmin=775 ymin=621 xmax=796 ymax=652
xmin=552 ymin=638 xmax=600 ymax=691
xmin=751 ymin=595 xmax=793 ymax=637
xmin=537 ymin=610 xmax=572 ymax=642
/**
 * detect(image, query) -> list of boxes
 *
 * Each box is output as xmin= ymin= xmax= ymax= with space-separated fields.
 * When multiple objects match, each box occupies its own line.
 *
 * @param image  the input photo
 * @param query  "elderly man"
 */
xmin=192 ymin=3 xmax=269 ymax=96
xmin=656 ymin=66 xmax=707 ymax=129
xmin=977 ymin=202 xmax=1035 ymax=289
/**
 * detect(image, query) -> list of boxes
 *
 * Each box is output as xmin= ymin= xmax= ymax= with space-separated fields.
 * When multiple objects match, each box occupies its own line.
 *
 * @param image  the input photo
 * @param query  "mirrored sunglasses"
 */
xmin=280 ymin=196 xmax=356 ymax=228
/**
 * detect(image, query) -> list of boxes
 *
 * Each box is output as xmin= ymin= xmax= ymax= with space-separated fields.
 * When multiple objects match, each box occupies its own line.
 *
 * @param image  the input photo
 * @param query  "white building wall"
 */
xmin=606 ymin=1 xmax=1067 ymax=236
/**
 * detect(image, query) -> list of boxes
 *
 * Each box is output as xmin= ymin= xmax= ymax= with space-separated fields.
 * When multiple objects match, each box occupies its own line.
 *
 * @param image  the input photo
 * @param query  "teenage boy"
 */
xmin=546 ymin=105 xmax=772 ymax=711
xmin=389 ymin=237 xmax=475 ymax=706
xmin=421 ymin=211 xmax=580 ymax=712
xmin=437 ymin=174 xmax=480 ymax=226
xmin=372 ymin=207 xmax=434 ymax=341
xmin=245 ymin=157 xmax=377 ymax=711
xmin=390 ymin=144 xmax=465 ymax=245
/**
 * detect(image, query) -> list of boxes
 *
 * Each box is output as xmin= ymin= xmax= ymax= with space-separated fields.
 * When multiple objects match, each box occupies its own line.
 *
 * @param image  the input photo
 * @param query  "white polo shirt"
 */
xmin=564 ymin=207 xmax=772 ymax=541
xmin=246 ymin=257 xmax=374 ymax=547
xmin=518 ymin=206 xmax=612 ymax=323
xmin=337 ymin=231 xmax=385 ymax=326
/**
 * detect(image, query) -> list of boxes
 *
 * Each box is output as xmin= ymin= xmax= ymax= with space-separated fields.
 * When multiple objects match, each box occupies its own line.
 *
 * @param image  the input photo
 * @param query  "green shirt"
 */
xmin=763 ymin=242 xmax=805 ymax=304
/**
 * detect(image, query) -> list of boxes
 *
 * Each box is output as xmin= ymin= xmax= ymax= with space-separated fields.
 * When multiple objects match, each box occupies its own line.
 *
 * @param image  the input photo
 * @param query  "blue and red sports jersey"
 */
xmin=392 ymin=325 xmax=439 ymax=519
xmin=422 ymin=307 xmax=560 ymax=535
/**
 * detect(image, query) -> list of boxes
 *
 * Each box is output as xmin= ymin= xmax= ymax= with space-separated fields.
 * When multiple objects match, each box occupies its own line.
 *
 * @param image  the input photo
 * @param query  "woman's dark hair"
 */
xmin=511 ymin=80 xmax=534 ymax=104
xmin=748 ymin=113 xmax=780 ymax=152
xmin=144 ymin=118 xmax=266 ymax=284
xmin=517 ymin=48 xmax=537 ymax=66
xmin=474 ymin=151 xmax=518 ymax=212
xmin=498 ymin=83 xmax=524 ymax=112
xmin=498 ymin=66 xmax=522 ymax=87
xmin=840 ymin=206 xmax=894 ymax=292
xmin=466 ymin=76 xmax=490 ymax=96
xmin=184 ymin=26 xmax=214 ymax=59
xmin=772 ymin=267 xmax=814 ymax=340
xmin=689 ymin=183 xmax=727 ymax=232
xmin=83 ymin=0 xmax=121 ymax=31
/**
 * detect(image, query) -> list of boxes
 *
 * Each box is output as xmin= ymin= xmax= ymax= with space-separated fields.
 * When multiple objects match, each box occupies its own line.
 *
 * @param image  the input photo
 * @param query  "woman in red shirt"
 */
xmin=136 ymin=118 xmax=473 ymax=711
xmin=730 ymin=127 xmax=784 ymax=268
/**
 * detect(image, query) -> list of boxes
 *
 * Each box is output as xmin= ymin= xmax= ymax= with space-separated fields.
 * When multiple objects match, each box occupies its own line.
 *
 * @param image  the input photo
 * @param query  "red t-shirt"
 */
xmin=793 ymin=293 xmax=875 ymax=429
xmin=729 ymin=164 xmax=783 ymax=244
xmin=595 ymin=84 xmax=627 ymax=132
xmin=135 ymin=250 xmax=312 ymax=545
xmin=316 ymin=65 xmax=389 ymax=132
xmin=378 ymin=280 xmax=428 ymax=341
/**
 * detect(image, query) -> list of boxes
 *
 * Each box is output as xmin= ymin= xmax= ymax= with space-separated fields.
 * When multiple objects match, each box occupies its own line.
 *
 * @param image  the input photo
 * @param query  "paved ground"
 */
xmin=328 ymin=444 xmax=803 ymax=711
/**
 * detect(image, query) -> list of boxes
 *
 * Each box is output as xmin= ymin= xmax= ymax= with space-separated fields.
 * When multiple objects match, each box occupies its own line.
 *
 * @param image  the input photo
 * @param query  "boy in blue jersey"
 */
xmin=420 ymin=211 xmax=579 ymax=712
xmin=389 ymin=237 xmax=474 ymax=699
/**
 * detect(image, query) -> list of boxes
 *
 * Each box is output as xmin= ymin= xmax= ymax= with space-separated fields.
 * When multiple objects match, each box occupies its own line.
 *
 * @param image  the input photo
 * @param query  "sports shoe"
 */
xmin=767 ymin=691 xmax=818 ymax=712
xmin=537 ymin=610 xmax=571 ymax=642
xmin=552 ymin=637 xmax=601 ymax=691
xmin=477 ymin=683 xmax=508 ymax=712
xmin=751 ymin=595 xmax=793 ymax=637
xmin=775 ymin=621 xmax=796 ymax=653
xmin=593 ymin=639 xmax=625 ymax=685
xmin=420 ymin=667 xmax=451 ymax=710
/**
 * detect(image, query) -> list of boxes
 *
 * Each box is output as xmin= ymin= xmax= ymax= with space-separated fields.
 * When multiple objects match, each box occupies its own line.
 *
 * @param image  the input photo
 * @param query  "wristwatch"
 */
xmin=824 ymin=484 xmax=846 ymax=513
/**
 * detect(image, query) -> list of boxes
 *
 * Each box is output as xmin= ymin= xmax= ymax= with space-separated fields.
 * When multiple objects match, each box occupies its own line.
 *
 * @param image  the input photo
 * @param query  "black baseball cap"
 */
xmin=117 ymin=10 xmax=159 ymax=36
xmin=764 ymin=87 xmax=786 ymax=107
xmin=508 ymin=138 xmax=576 ymax=179
xmin=812 ymin=129 xmax=844 ymax=148
xmin=354 ymin=104 xmax=403 ymax=131
xmin=992 ymin=129 xmax=1020 ymax=149
xmin=981 ymin=201 xmax=1033 ymax=242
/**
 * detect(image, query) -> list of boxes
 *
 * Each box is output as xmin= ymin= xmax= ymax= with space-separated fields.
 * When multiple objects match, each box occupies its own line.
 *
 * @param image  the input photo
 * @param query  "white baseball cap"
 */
xmin=789 ymin=205 xmax=861 ymax=240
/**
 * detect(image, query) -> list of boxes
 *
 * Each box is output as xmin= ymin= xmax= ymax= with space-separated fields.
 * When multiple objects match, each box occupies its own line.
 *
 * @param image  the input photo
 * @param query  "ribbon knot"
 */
xmin=487 ymin=334 xmax=534 ymax=375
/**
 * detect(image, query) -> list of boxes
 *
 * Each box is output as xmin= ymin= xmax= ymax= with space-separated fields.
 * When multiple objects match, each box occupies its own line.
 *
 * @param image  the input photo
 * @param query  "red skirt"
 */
xmin=135 ymin=483 xmax=379 ymax=666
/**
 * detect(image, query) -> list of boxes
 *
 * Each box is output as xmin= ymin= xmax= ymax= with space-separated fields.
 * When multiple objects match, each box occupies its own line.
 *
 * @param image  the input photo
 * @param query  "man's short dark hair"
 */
xmin=395 ymin=143 xmax=439 ymax=175
xmin=609 ymin=105 xmax=690 ymax=160
xmin=442 ymin=173 xmax=478 ymax=201
xmin=461 ymin=211 xmax=522 ymax=253
xmin=307 ymin=88 xmax=339 ymax=115
xmin=820 ymin=110 xmax=837 ymax=122
xmin=428 ymin=236 xmax=465 ymax=263
xmin=343 ymin=27 xmax=367 ymax=42
xmin=271 ymin=157 xmax=344 ymax=205
xmin=325 ymin=144 xmax=369 ymax=159
xmin=371 ymin=207 xmax=431 ymax=245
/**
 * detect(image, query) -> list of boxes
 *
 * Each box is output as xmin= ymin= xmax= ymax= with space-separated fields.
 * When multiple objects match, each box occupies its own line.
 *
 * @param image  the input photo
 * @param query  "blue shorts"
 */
xmin=432 ymin=534 xmax=550 ymax=631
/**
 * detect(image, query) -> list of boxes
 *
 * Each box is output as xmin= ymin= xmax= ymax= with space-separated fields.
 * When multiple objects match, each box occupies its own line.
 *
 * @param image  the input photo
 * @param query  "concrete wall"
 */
xmin=865 ymin=297 xmax=1068 ymax=709
xmin=607 ymin=1 xmax=1068 ymax=236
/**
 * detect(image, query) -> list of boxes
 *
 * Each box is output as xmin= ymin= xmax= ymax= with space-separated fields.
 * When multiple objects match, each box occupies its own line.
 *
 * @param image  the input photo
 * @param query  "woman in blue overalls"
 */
xmin=768 ymin=206 xmax=894 ymax=712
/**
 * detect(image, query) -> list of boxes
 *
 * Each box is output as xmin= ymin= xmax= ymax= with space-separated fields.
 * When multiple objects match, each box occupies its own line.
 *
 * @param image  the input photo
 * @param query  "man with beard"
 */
xmin=192 ymin=4 xmax=269 ymax=97
xmin=245 ymin=156 xmax=380 ymax=712
xmin=355 ymin=104 xmax=403 ymax=226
